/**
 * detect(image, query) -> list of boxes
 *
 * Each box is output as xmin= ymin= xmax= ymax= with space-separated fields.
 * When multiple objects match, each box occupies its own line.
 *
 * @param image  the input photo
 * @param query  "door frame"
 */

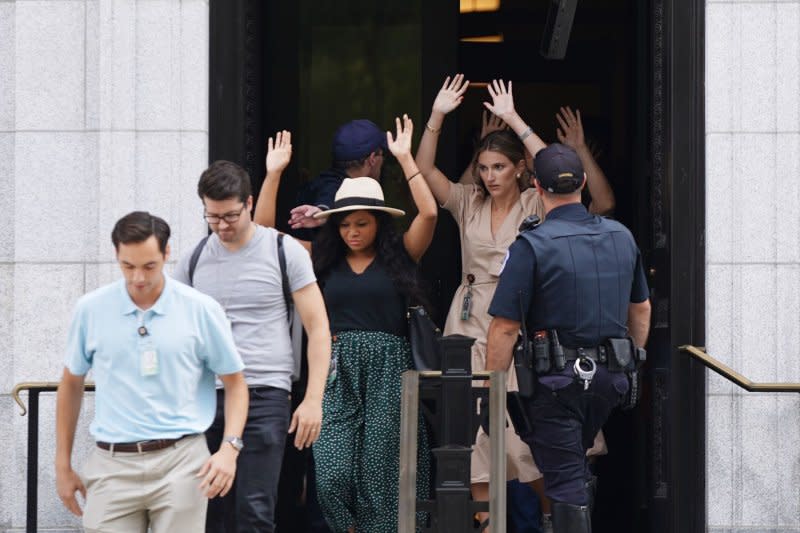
xmin=659 ymin=0 xmax=706 ymax=531
xmin=207 ymin=0 xmax=708 ymax=530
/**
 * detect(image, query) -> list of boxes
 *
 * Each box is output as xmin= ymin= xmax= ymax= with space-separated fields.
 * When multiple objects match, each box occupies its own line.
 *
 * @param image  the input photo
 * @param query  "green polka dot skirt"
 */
xmin=313 ymin=330 xmax=431 ymax=533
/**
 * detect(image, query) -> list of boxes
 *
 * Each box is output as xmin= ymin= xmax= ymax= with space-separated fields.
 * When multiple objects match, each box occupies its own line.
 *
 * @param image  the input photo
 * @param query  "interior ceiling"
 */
xmin=459 ymin=0 xmax=630 ymax=43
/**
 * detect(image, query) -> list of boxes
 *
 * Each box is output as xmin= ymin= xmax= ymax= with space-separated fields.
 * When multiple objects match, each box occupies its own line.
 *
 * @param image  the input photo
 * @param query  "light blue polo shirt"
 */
xmin=64 ymin=275 xmax=244 ymax=443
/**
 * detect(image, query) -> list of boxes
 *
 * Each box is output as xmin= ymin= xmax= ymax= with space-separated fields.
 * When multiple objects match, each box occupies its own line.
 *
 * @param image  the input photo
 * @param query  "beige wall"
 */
xmin=0 ymin=1 xmax=209 ymax=529
xmin=706 ymin=1 xmax=800 ymax=531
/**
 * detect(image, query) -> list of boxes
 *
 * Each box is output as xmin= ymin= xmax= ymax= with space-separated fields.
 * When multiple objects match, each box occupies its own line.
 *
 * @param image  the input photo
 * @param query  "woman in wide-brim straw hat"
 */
xmin=254 ymin=115 xmax=437 ymax=533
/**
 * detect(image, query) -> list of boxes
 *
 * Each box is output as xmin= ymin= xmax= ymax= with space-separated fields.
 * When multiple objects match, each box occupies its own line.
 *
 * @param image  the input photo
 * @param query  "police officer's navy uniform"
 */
xmin=488 ymin=143 xmax=649 ymax=532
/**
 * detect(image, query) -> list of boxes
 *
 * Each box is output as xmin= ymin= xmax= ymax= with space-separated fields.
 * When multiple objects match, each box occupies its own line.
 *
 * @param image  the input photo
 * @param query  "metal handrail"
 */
xmin=679 ymin=345 xmax=800 ymax=393
xmin=12 ymin=381 xmax=96 ymax=533
xmin=12 ymin=381 xmax=96 ymax=416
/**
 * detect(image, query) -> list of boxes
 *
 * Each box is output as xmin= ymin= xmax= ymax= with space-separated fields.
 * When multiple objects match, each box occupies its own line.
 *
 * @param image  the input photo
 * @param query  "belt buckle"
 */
xmin=576 ymin=347 xmax=596 ymax=361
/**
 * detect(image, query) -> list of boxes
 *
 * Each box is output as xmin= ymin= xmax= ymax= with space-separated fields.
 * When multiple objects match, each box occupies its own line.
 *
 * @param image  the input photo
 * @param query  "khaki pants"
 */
xmin=81 ymin=434 xmax=210 ymax=533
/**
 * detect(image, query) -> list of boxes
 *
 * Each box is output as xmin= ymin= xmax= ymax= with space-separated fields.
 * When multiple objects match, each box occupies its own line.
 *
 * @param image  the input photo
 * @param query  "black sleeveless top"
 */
xmin=322 ymin=258 xmax=407 ymax=337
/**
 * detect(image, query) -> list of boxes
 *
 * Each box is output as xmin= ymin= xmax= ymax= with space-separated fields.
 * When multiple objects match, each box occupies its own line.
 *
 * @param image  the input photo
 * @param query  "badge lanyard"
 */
xmin=137 ymin=310 xmax=159 ymax=377
xmin=461 ymin=274 xmax=475 ymax=321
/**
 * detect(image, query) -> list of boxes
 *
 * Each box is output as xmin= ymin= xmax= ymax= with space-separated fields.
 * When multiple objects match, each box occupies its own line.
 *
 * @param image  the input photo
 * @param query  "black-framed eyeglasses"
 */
xmin=203 ymin=205 xmax=246 ymax=224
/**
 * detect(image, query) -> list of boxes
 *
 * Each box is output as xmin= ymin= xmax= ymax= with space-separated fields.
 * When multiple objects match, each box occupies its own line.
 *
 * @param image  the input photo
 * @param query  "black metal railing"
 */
xmin=15 ymin=347 xmax=794 ymax=532
xmin=679 ymin=345 xmax=800 ymax=393
xmin=398 ymin=335 xmax=507 ymax=533
xmin=12 ymin=381 xmax=95 ymax=533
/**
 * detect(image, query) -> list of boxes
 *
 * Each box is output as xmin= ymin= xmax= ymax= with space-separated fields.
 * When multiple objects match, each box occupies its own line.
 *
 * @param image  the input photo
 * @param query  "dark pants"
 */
xmin=206 ymin=387 xmax=291 ymax=533
xmin=274 ymin=413 xmax=331 ymax=533
xmin=306 ymin=453 xmax=333 ymax=532
xmin=520 ymin=365 xmax=629 ymax=506
xmin=508 ymin=479 xmax=543 ymax=533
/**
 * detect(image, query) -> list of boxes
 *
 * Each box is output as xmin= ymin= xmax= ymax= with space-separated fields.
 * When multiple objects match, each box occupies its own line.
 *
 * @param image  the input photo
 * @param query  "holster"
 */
xmin=621 ymin=368 xmax=641 ymax=410
xmin=605 ymin=337 xmax=646 ymax=409
xmin=513 ymin=336 xmax=536 ymax=399
xmin=604 ymin=337 xmax=646 ymax=372
xmin=507 ymin=391 xmax=534 ymax=438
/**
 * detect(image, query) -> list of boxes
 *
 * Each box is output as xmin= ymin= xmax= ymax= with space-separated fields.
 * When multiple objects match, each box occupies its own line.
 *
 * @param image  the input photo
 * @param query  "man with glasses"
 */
xmin=174 ymin=159 xmax=331 ymax=532
xmin=286 ymin=119 xmax=387 ymax=238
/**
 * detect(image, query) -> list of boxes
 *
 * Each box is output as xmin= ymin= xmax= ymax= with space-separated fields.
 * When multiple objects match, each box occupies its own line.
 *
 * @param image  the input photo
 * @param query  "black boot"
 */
xmin=551 ymin=502 xmax=592 ymax=533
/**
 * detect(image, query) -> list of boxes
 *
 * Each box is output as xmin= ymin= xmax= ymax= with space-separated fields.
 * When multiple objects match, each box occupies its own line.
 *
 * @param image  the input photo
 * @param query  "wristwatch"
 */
xmin=223 ymin=436 xmax=244 ymax=452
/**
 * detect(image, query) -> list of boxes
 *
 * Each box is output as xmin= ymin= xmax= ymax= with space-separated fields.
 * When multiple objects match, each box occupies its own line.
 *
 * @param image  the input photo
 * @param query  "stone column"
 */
xmin=0 ymin=1 xmax=210 ymax=528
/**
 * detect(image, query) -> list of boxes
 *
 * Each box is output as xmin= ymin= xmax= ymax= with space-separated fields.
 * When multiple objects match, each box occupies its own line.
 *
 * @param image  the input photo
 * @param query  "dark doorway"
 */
xmin=451 ymin=2 xmax=650 ymax=532
xmin=208 ymin=0 xmax=706 ymax=531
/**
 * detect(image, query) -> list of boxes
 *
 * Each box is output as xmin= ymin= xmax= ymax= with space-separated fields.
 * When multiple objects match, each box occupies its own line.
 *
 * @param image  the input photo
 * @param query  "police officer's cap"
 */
xmin=533 ymin=143 xmax=585 ymax=194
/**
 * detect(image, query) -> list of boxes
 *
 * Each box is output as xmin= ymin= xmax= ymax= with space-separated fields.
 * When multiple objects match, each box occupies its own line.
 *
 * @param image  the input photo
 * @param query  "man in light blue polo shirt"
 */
xmin=55 ymin=211 xmax=249 ymax=532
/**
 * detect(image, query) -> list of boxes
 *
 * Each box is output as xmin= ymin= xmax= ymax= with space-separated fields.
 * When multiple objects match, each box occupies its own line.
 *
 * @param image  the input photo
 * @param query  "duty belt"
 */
xmin=563 ymin=346 xmax=606 ymax=362
xmin=96 ymin=434 xmax=189 ymax=453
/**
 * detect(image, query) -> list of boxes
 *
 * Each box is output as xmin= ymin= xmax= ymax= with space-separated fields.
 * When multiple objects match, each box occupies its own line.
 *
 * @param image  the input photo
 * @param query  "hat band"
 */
xmin=332 ymin=196 xmax=386 ymax=209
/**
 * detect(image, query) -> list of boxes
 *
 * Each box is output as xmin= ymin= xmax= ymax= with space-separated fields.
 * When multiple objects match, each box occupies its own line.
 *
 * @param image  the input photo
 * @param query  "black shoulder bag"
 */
xmin=407 ymin=304 xmax=442 ymax=371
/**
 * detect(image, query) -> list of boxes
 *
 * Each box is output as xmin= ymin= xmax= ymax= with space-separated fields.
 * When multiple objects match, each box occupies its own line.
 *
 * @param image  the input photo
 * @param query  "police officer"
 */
xmin=485 ymin=143 xmax=651 ymax=532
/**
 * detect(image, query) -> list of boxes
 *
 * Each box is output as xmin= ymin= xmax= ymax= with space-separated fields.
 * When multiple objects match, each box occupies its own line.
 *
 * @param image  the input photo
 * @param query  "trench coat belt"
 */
xmin=461 ymin=274 xmax=495 ymax=286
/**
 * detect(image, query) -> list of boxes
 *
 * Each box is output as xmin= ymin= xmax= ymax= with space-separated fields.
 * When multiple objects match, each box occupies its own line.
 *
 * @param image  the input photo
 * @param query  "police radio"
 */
xmin=513 ymin=291 xmax=536 ymax=398
xmin=518 ymin=215 xmax=541 ymax=233
xmin=512 ymin=217 xmax=541 ymax=399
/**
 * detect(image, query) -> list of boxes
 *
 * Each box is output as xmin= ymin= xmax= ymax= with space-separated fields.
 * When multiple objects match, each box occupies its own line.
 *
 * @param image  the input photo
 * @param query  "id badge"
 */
xmin=141 ymin=349 xmax=159 ymax=377
xmin=460 ymin=291 xmax=472 ymax=321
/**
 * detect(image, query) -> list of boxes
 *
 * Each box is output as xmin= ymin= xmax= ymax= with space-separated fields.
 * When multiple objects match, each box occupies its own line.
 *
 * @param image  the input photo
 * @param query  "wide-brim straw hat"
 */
xmin=313 ymin=177 xmax=406 ymax=219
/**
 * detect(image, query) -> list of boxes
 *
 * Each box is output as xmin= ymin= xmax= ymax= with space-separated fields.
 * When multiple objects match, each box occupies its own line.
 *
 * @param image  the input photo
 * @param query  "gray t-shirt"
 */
xmin=174 ymin=225 xmax=316 ymax=391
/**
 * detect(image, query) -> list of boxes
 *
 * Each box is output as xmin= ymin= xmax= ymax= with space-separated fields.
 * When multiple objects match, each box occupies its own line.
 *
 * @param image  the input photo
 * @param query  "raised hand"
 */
xmin=480 ymin=110 xmax=507 ymax=139
xmin=483 ymin=79 xmax=515 ymax=120
xmin=387 ymin=114 xmax=414 ymax=158
xmin=555 ymin=107 xmax=585 ymax=150
xmin=432 ymin=74 xmax=469 ymax=115
xmin=266 ymin=130 xmax=292 ymax=174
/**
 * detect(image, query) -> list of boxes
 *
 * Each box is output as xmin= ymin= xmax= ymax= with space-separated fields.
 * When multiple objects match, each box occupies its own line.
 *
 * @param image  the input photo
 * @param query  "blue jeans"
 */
xmin=206 ymin=387 xmax=291 ymax=533
xmin=520 ymin=365 xmax=628 ymax=506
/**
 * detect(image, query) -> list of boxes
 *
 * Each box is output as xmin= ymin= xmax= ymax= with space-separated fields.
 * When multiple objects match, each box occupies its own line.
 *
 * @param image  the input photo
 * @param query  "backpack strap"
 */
xmin=188 ymin=235 xmax=211 ymax=286
xmin=277 ymin=233 xmax=292 ymax=321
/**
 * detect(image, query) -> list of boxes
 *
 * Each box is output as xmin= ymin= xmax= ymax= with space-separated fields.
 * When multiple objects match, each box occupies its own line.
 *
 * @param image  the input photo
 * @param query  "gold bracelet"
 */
xmin=406 ymin=171 xmax=422 ymax=182
xmin=425 ymin=122 xmax=441 ymax=134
